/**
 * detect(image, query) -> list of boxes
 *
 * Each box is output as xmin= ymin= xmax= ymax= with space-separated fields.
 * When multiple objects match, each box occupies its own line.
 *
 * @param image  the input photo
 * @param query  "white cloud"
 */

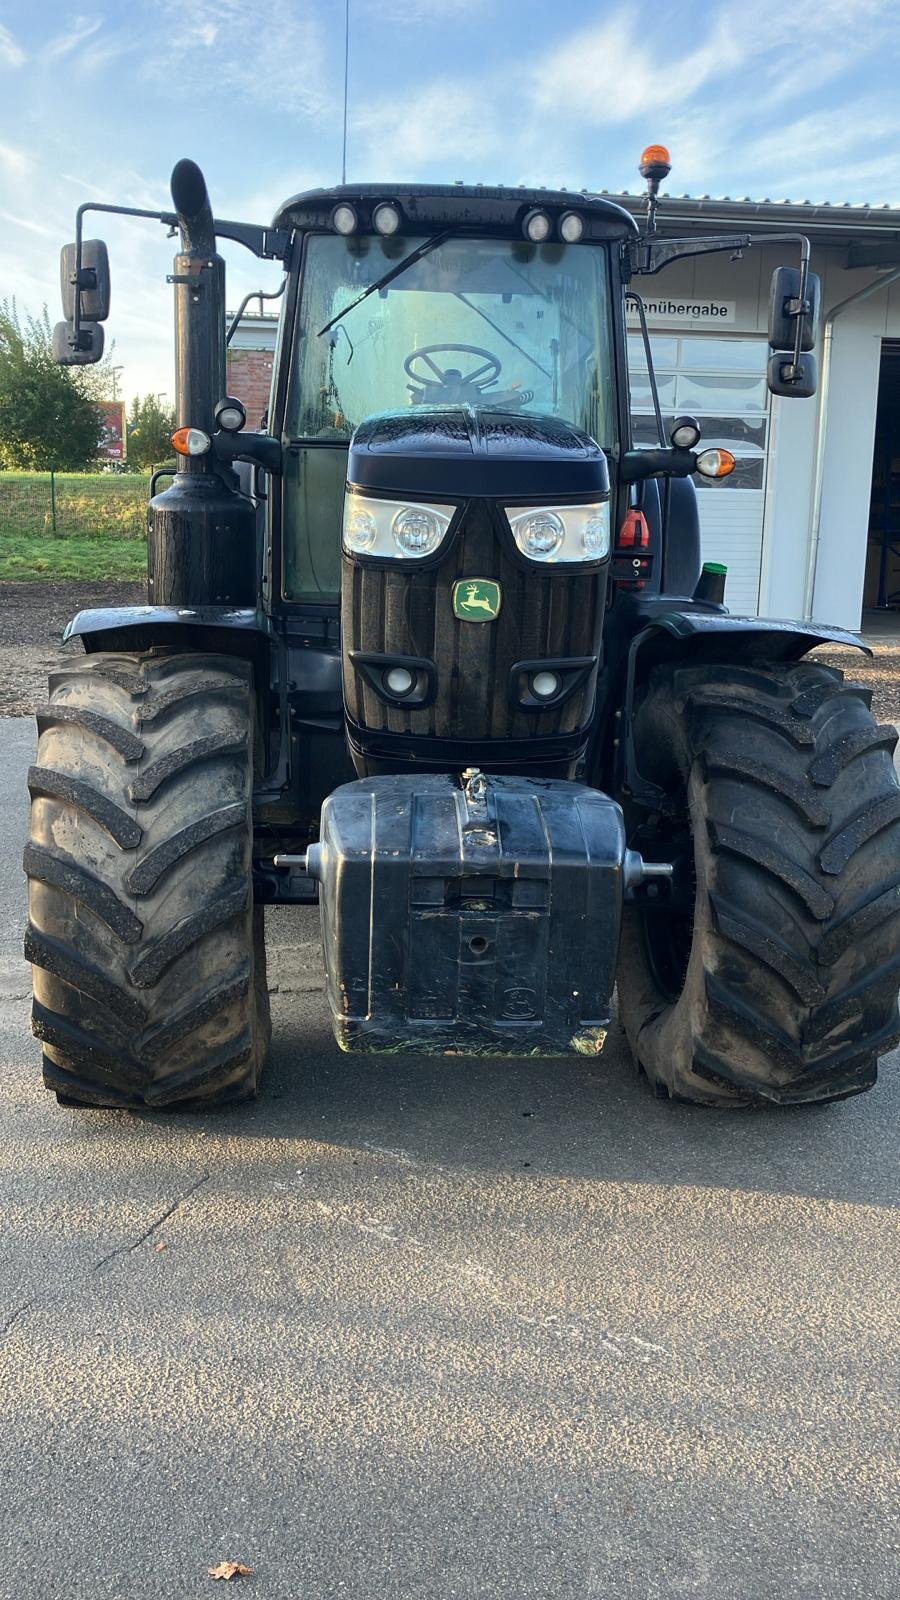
xmin=44 ymin=16 xmax=103 ymax=62
xmin=79 ymin=33 xmax=139 ymax=76
xmin=348 ymin=0 xmax=900 ymax=202
xmin=739 ymin=103 xmax=900 ymax=183
xmin=531 ymin=10 xmax=741 ymax=125
xmin=353 ymin=80 xmax=512 ymax=173
xmin=0 ymin=208 xmax=56 ymax=237
xmin=0 ymin=22 xmax=25 ymax=68
xmin=0 ymin=141 xmax=32 ymax=176
xmin=150 ymin=0 xmax=330 ymax=120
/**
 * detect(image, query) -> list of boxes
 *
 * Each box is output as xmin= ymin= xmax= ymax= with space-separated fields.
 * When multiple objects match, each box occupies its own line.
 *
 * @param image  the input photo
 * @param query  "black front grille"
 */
xmin=342 ymin=503 xmax=604 ymax=744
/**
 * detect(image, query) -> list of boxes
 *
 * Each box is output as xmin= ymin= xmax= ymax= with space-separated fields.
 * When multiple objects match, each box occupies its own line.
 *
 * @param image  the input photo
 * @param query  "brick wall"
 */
xmin=225 ymin=347 xmax=274 ymax=429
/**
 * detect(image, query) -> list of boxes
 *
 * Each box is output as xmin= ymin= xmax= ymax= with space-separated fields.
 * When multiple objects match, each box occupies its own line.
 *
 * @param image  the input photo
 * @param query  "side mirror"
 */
xmin=60 ymin=240 xmax=111 ymax=323
xmin=53 ymin=319 xmax=105 ymax=366
xmin=768 ymin=266 xmax=821 ymax=352
xmin=767 ymin=350 xmax=817 ymax=399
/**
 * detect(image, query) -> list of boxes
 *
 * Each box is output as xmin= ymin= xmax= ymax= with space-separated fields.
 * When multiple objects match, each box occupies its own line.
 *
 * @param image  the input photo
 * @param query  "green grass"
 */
xmin=0 ymin=470 xmax=160 ymax=580
xmin=0 ymin=470 xmax=153 ymax=541
xmin=0 ymin=533 xmax=147 ymax=581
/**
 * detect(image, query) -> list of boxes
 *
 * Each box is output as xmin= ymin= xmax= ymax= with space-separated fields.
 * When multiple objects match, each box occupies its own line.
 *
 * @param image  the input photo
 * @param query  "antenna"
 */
xmin=341 ymin=0 xmax=350 ymax=185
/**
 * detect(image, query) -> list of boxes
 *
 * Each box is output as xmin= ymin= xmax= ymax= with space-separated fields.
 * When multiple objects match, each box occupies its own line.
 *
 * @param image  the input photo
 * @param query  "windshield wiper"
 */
xmin=317 ymin=229 xmax=454 ymax=338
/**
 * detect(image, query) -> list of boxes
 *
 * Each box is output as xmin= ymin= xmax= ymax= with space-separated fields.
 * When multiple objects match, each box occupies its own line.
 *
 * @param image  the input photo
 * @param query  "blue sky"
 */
xmin=2 ymin=0 xmax=899 ymax=401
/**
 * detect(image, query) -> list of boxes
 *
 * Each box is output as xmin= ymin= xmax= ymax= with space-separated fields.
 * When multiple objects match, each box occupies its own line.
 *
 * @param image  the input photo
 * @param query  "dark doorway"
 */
xmin=865 ymin=341 xmax=900 ymax=614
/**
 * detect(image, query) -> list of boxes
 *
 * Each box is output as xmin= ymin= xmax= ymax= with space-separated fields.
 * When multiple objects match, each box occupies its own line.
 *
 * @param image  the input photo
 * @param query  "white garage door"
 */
xmin=628 ymin=334 xmax=771 ymax=615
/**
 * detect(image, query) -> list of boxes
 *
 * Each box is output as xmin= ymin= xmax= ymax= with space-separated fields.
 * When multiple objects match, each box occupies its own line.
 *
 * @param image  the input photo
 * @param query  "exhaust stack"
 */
xmin=170 ymin=159 xmax=226 ymax=452
xmin=148 ymin=159 xmax=256 ymax=608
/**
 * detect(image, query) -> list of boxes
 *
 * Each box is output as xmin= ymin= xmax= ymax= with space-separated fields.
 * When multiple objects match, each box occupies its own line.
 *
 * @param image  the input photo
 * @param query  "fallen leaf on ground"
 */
xmin=154 ymin=1241 xmax=169 ymax=1252
xmin=208 ymin=1561 xmax=254 ymax=1580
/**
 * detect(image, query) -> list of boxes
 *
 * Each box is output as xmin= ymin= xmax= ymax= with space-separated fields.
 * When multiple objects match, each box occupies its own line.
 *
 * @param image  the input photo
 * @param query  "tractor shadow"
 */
xmin=252 ymin=922 xmax=900 ymax=1211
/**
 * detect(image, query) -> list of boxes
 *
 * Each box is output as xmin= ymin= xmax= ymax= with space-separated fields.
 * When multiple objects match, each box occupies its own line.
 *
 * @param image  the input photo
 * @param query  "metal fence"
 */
xmin=0 ymin=471 xmax=158 ymax=541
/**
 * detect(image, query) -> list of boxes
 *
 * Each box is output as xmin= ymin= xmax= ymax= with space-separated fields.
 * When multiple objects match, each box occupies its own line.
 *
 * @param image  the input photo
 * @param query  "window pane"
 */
xmin=283 ymin=445 xmax=347 ymax=600
xmin=629 ymin=372 xmax=677 ymax=410
xmin=627 ymin=333 xmax=679 ymax=372
xmin=289 ymin=235 xmax=617 ymax=443
xmin=678 ymin=338 xmax=767 ymax=372
xmin=630 ymin=413 xmax=768 ymax=451
xmin=631 ymin=414 xmax=667 ymax=445
xmin=692 ymin=415 xmax=768 ymax=451
xmin=676 ymin=373 xmax=768 ymax=412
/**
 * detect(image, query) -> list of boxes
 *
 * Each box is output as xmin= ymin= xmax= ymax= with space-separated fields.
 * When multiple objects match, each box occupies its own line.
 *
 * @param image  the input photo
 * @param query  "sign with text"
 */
xmin=627 ymin=299 xmax=736 ymax=325
xmin=97 ymin=399 xmax=126 ymax=461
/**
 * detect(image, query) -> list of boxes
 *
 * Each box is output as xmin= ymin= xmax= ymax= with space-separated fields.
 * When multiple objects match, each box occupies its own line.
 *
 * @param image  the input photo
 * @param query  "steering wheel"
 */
xmin=404 ymin=343 xmax=502 ymax=393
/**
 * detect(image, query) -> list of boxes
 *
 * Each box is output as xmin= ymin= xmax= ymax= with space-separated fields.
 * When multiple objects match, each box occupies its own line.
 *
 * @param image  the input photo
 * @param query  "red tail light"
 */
xmin=616 ymin=509 xmax=651 ymax=550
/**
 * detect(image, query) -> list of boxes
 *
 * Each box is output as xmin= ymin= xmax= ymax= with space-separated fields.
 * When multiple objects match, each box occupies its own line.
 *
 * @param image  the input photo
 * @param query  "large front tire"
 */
xmin=617 ymin=660 xmax=900 ymax=1106
xmin=24 ymin=651 xmax=270 ymax=1109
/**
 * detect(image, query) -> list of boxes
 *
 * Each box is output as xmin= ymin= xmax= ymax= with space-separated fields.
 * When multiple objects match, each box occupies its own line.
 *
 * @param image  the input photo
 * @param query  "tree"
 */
xmin=0 ymin=301 xmax=103 ymax=470
xmin=127 ymin=392 xmax=176 ymax=469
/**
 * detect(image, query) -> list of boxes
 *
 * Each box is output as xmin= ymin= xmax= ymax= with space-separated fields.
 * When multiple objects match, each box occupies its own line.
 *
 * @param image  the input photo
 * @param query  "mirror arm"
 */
xmin=620 ymin=448 xmax=696 ymax=483
xmin=630 ymin=230 xmax=813 ymax=381
xmin=212 ymin=432 xmax=283 ymax=475
xmin=71 ymin=201 xmax=179 ymax=344
xmin=629 ymin=233 xmax=753 ymax=274
xmin=68 ymin=200 xmax=291 ymax=349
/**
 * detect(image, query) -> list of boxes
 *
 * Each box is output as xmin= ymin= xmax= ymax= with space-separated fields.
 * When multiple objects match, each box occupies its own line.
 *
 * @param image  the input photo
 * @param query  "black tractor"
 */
xmin=28 ymin=145 xmax=900 ymax=1110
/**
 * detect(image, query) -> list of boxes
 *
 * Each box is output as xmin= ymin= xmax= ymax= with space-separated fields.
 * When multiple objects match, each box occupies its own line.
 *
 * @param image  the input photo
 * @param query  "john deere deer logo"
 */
xmin=453 ymin=579 xmax=502 ymax=622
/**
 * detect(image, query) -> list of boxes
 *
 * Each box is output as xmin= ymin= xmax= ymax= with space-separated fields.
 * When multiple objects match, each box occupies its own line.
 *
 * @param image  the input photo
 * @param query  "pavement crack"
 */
xmin=1 ymin=1299 xmax=35 ymax=1340
xmin=93 ymin=1173 xmax=211 ymax=1272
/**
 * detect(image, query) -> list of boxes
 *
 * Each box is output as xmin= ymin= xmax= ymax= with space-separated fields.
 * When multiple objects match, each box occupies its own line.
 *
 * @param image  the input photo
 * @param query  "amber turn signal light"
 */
xmin=695 ymin=448 xmax=736 ymax=479
xmin=171 ymin=426 xmax=212 ymax=456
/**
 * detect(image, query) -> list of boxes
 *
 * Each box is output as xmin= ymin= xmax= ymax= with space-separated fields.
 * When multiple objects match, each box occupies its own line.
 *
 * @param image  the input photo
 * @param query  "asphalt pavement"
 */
xmin=0 ymin=714 xmax=898 ymax=1599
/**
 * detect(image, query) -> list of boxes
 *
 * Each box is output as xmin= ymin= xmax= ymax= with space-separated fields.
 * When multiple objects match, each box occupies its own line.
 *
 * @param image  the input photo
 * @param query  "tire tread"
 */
xmin=24 ymin=651 xmax=269 ymax=1109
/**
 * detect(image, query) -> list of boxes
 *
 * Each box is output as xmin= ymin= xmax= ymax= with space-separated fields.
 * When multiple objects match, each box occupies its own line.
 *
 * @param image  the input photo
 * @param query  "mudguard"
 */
xmin=620 ymin=601 xmax=870 ymax=809
xmin=63 ymin=604 xmax=268 ymax=650
xmin=629 ymin=599 xmax=870 ymax=659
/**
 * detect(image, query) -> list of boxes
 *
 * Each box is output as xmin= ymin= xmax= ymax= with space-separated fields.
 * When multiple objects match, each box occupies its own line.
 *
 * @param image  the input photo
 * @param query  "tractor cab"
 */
xmin=271 ymin=186 xmax=631 ymax=611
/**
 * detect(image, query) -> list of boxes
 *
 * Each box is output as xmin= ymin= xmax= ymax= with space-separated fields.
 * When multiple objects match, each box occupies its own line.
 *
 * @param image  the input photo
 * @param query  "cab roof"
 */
xmin=272 ymin=182 xmax=639 ymax=240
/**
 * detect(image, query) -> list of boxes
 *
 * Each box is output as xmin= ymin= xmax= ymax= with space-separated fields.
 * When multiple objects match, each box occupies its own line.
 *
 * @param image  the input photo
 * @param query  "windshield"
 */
xmin=282 ymin=232 xmax=616 ymax=602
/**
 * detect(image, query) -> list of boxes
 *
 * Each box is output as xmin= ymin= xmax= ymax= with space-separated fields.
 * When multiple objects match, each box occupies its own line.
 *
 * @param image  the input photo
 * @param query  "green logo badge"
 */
xmin=452 ymin=578 xmax=502 ymax=622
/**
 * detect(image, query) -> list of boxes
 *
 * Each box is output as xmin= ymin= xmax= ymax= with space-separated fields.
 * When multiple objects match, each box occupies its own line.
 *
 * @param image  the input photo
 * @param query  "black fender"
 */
xmin=63 ymin=604 xmax=286 ymax=789
xmin=627 ymin=600 xmax=870 ymax=661
xmin=64 ymin=603 xmax=269 ymax=656
xmin=617 ymin=600 xmax=870 ymax=810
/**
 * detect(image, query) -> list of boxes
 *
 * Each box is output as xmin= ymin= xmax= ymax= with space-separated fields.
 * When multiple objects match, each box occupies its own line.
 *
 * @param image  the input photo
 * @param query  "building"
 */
xmin=226 ymin=198 xmax=900 ymax=631
xmin=613 ymin=191 xmax=900 ymax=629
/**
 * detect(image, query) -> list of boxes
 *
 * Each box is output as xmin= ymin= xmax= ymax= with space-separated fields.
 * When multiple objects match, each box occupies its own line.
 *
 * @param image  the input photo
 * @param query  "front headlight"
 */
xmin=505 ymin=502 xmax=610 ymax=563
xmin=343 ymin=489 xmax=454 ymax=559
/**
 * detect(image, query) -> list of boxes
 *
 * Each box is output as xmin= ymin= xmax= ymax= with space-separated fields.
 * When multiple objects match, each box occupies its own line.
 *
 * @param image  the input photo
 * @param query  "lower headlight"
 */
xmin=343 ymin=489 xmax=453 ymax=559
xmin=506 ymin=502 xmax=610 ymax=563
xmin=515 ymin=511 xmax=565 ymax=559
xmin=393 ymin=505 xmax=445 ymax=555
